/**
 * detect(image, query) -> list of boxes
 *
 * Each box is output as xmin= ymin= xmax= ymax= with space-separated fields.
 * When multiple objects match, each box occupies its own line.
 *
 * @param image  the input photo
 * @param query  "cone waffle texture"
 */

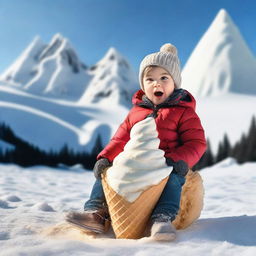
xmin=102 ymin=171 xmax=169 ymax=239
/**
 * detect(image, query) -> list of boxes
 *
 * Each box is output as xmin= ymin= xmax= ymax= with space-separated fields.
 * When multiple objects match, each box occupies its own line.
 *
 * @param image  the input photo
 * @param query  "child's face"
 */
xmin=142 ymin=66 xmax=175 ymax=105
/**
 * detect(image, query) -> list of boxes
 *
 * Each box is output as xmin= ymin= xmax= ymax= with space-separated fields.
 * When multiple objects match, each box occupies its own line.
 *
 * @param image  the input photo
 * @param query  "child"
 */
xmin=66 ymin=43 xmax=207 ymax=240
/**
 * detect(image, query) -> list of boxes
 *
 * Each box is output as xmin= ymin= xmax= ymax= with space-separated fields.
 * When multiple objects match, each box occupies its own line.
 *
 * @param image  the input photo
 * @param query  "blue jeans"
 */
xmin=84 ymin=178 xmax=107 ymax=211
xmin=84 ymin=173 xmax=185 ymax=221
xmin=151 ymin=172 xmax=185 ymax=221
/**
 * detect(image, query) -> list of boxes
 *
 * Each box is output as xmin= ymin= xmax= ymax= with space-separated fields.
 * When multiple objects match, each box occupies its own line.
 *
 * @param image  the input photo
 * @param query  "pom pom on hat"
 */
xmin=160 ymin=43 xmax=177 ymax=55
xmin=139 ymin=43 xmax=182 ymax=90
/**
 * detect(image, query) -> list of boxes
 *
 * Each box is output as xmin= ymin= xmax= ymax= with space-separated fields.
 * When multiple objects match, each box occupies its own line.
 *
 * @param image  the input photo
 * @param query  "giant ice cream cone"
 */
xmin=102 ymin=171 xmax=168 ymax=239
xmin=102 ymin=117 xmax=172 ymax=239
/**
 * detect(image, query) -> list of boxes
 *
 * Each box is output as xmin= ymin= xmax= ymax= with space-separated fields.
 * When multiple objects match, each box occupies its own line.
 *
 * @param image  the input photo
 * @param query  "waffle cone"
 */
xmin=173 ymin=170 xmax=204 ymax=229
xmin=102 ymin=171 xmax=169 ymax=239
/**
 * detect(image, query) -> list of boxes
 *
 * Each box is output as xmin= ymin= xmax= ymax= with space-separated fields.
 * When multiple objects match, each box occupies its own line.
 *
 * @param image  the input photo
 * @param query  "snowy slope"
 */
xmin=196 ymin=93 xmax=256 ymax=153
xmin=0 ymin=159 xmax=255 ymax=255
xmin=1 ymin=82 xmax=256 ymax=155
xmin=0 ymin=84 xmax=128 ymax=152
xmin=78 ymin=47 xmax=138 ymax=107
xmin=182 ymin=9 xmax=256 ymax=97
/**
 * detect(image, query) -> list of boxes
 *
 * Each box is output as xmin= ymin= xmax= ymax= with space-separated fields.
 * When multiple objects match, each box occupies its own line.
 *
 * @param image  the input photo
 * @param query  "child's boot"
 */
xmin=150 ymin=221 xmax=176 ymax=241
xmin=66 ymin=208 xmax=110 ymax=234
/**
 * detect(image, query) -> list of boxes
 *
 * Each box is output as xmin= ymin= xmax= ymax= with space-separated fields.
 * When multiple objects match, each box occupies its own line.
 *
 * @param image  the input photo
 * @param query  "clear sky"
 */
xmin=0 ymin=0 xmax=256 ymax=73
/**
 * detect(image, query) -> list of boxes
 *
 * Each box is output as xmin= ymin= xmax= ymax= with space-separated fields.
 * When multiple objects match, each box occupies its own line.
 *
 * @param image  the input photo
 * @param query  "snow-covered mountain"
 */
xmin=0 ymin=36 xmax=46 ymax=87
xmin=0 ymin=34 xmax=138 ymax=105
xmin=1 ymin=10 xmax=256 ymax=155
xmin=78 ymin=47 xmax=138 ymax=107
xmin=0 ymin=34 xmax=91 ymax=100
xmin=182 ymin=9 xmax=256 ymax=97
xmin=0 ymin=159 xmax=255 ymax=255
xmin=0 ymin=34 xmax=138 ymax=153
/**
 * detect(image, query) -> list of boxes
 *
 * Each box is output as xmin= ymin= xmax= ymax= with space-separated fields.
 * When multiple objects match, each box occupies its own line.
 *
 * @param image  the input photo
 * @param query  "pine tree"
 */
xmin=91 ymin=135 xmax=103 ymax=157
xmin=216 ymin=133 xmax=231 ymax=163
xmin=245 ymin=116 xmax=256 ymax=161
xmin=231 ymin=133 xmax=247 ymax=163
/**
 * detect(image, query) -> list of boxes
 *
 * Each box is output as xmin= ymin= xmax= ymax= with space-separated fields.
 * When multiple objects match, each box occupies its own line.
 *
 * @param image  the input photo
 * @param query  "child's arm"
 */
xmin=165 ymin=107 xmax=207 ymax=168
xmin=97 ymin=113 xmax=132 ymax=162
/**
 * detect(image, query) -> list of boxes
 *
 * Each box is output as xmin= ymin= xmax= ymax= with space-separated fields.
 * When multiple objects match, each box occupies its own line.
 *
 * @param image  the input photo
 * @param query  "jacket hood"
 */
xmin=132 ymin=89 xmax=196 ymax=110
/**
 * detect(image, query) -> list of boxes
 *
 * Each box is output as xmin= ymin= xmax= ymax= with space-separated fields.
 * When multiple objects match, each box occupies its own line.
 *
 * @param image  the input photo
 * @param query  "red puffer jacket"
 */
xmin=98 ymin=89 xmax=207 ymax=168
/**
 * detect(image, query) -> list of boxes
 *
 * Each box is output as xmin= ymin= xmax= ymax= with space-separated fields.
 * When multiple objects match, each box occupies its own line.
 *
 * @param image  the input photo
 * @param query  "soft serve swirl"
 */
xmin=106 ymin=117 xmax=172 ymax=202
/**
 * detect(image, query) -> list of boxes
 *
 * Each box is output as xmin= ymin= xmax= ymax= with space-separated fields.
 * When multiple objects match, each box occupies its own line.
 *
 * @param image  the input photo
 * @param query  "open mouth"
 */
xmin=154 ymin=91 xmax=163 ymax=97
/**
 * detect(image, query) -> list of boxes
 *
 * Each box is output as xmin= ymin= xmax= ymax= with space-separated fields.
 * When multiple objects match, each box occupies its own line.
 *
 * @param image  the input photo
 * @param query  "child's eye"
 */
xmin=161 ymin=76 xmax=168 ymax=80
xmin=145 ymin=78 xmax=153 ymax=82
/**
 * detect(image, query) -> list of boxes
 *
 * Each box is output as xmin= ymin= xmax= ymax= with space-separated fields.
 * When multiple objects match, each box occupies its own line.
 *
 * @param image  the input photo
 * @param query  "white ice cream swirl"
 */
xmin=106 ymin=117 xmax=172 ymax=202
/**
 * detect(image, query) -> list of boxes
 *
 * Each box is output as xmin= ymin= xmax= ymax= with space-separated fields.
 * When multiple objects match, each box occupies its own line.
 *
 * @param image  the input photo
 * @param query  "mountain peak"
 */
xmin=51 ymin=33 xmax=65 ymax=41
xmin=102 ymin=47 xmax=128 ymax=63
xmin=181 ymin=9 xmax=256 ymax=97
xmin=78 ymin=47 xmax=137 ymax=107
xmin=211 ymin=8 xmax=236 ymax=33
xmin=38 ymin=33 xmax=71 ymax=60
xmin=0 ymin=35 xmax=46 ymax=85
xmin=216 ymin=8 xmax=230 ymax=21
xmin=89 ymin=47 xmax=131 ymax=74
xmin=31 ymin=35 xmax=44 ymax=46
xmin=106 ymin=47 xmax=119 ymax=56
xmin=0 ymin=34 xmax=137 ymax=106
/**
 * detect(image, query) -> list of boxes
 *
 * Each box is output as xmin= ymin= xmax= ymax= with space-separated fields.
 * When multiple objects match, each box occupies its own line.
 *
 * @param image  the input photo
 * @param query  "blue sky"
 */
xmin=0 ymin=0 xmax=256 ymax=73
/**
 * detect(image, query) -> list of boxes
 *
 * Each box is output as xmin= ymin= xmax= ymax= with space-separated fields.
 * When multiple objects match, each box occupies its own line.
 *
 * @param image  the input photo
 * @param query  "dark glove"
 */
xmin=93 ymin=158 xmax=111 ymax=179
xmin=166 ymin=158 xmax=189 ymax=177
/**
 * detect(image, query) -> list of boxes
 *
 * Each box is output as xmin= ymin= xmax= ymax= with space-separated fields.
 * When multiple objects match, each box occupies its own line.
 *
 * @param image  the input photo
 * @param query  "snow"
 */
xmin=196 ymin=92 xmax=256 ymax=153
xmin=32 ymin=203 xmax=55 ymax=212
xmin=77 ymin=47 xmax=138 ymax=107
xmin=0 ymin=34 xmax=90 ymax=100
xmin=0 ymin=8 xmax=255 ymax=254
xmin=182 ymin=9 xmax=256 ymax=97
xmin=4 ymin=195 xmax=21 ymax=202
xmin=0 ymin=36 xmax=46 ymax=86
xmin=0 ymin=199 xmax=10 ymax=209
xmin=0 ymin=84 xmax=128 ymax=152
xmin=0 ymin=160 xmax=255 ymax=255
xmin=0 ymin=34 xmax=137 ymax=106
xmin=3 ymin=81 xmax=254 ymax=154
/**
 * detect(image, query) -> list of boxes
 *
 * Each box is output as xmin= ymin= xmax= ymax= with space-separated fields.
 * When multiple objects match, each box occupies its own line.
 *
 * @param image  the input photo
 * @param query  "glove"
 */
xmin=165 ymin=158 xmax=189 ymax=177
xmin=93 ymin=158 xmax=111 ymax=179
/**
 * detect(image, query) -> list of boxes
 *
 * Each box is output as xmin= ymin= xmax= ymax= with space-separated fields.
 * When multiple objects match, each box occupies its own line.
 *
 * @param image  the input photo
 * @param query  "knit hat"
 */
xmin=139 ymin=43 xmax=182 ymax=90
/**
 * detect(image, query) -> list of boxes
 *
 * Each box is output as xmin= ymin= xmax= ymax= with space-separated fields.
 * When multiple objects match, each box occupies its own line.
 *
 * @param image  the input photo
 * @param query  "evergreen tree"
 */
xmin=91 ymin=135 xmax=103 ymax=157
xmin=0 ymin=122 xmax=98 ymax=169
xmin=245 ymin=116 xmax=256 ymax=161
xmin=216 ymin=133 xmax=231 ymax=163
xmin=230 ymin=116 xmax=256 ymax=163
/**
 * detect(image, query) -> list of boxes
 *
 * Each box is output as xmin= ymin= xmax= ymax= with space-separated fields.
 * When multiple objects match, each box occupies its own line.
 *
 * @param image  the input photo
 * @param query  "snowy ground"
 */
xmin=0 ymin=159 xmax=256 ymax=255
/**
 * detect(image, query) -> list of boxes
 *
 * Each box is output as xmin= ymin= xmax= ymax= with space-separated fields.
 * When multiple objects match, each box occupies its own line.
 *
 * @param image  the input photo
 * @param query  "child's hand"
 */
xmin=165 ymin=158 xmax=189 ymax=177
xmin=93 ymin=158 xmax=111 ymax=179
